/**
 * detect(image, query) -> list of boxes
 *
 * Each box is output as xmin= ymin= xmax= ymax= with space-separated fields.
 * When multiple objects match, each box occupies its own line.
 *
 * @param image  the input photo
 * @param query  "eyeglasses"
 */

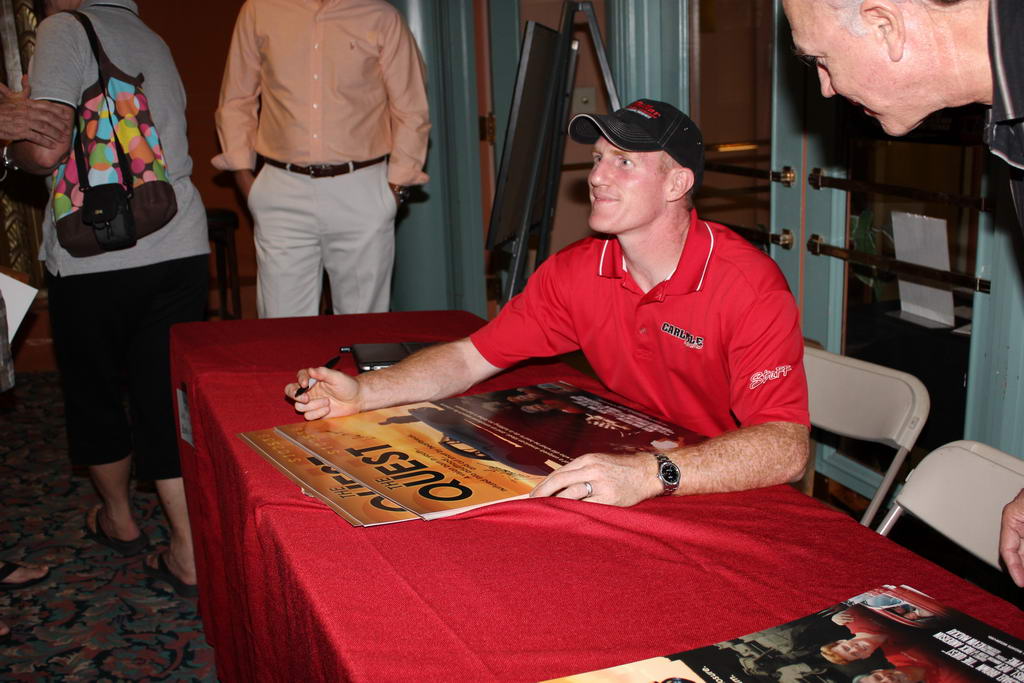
xmin=792 ymin=47 xmax=823 ymax=69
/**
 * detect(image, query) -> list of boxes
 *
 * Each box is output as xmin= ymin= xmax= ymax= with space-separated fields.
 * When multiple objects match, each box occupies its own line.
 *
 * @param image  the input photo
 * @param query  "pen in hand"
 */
xmin=294 ymin=355 xmax=341 ymax=397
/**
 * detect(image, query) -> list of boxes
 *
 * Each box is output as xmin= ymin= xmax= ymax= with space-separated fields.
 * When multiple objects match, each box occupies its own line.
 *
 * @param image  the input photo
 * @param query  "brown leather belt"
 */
xmin=262 ymin=154 xmax=388 ymax=178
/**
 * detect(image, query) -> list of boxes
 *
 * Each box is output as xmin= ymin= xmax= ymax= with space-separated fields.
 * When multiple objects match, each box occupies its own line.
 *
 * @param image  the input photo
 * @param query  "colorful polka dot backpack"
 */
xmin=51 ymin=11 xmax=177 ymax=257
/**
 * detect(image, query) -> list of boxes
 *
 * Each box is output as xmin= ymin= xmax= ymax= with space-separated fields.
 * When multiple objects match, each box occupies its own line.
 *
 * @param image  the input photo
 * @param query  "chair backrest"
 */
xmin=803 ymin=347 xmax=931 ymax=525
xmin=804 ymin=347 xmax=929 ymax=452
xmin=876 ymin=440 xmax=1024 ymax=569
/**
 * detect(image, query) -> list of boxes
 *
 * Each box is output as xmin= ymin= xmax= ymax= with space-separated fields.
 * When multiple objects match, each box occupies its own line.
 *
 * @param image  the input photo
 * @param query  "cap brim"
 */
xmin=568 ymin=112 xmax=661 ymax=152
xmin=568 ymin=114 xmax=602 ymax=144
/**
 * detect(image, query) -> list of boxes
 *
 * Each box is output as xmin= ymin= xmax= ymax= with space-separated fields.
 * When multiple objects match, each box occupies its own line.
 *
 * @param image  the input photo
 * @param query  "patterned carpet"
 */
xmin=0 ymin=372 xmax=216 ymax=681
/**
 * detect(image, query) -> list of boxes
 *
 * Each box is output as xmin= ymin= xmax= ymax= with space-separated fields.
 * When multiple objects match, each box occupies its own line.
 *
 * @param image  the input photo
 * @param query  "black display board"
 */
xmin=486 ymin=2 xmax=619 ymax=303
xmin=486 ymin=21 xmax=562 ymax=252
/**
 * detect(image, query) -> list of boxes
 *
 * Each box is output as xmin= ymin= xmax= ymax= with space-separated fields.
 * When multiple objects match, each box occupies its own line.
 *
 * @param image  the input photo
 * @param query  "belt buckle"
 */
xmin=283 ymin=161 xmax=314 ymax=177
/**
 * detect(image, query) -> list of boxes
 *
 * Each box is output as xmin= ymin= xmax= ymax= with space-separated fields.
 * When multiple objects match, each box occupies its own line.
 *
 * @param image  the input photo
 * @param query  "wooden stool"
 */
xmin=206 ymin=208 xmax=242 ymax=320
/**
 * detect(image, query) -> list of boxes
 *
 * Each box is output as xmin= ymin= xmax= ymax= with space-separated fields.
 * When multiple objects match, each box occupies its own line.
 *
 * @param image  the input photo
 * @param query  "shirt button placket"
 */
xmin=636 ymin=311 xmax=653 ymax=359
xmin=311 ymin=19 xmax=323 ymax=160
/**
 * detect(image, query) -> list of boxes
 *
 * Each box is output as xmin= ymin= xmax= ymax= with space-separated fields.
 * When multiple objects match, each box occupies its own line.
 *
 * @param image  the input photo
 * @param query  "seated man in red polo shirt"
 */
xmin=285 ymin=98 xmax=810 ymax=506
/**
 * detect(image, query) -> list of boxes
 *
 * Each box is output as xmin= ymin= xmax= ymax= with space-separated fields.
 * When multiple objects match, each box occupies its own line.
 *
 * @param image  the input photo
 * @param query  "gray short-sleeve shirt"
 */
xmin=29 ymin=0 xmax=209 ymax=276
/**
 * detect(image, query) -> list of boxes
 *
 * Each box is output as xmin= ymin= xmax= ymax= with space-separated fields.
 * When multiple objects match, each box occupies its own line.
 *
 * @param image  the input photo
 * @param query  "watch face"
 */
xmin=659 ymin=460 xmax=681 ymax=485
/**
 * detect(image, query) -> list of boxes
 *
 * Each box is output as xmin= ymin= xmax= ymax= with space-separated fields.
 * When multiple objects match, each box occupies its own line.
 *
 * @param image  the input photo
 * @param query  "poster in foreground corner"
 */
xmin=545 ymin=585 xmax=1024 ymax=683
xmin=272 ymin=381 xmax=704 ymax=520
xmin=240 ymin=428 xmax=418 ymax=526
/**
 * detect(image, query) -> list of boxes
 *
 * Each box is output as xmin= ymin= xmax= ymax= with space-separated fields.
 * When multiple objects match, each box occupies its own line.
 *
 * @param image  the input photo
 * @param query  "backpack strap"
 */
xmin=69 ymin=11 xmax=118 ymax=87
xmin=68 ymin=11 xmax=134 ymax=195
xmin=89 ymin=3 xmax=138 ymax=13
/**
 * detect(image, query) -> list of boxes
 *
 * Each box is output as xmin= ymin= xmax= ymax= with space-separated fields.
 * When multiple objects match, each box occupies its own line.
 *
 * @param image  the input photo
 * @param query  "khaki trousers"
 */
xmin=248 ymin=161 xmax=397 ymax=318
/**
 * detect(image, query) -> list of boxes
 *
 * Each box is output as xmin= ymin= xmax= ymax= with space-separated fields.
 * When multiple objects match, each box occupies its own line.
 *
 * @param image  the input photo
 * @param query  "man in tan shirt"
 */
xmin=214 ymin=0 xmax=430 ymax=318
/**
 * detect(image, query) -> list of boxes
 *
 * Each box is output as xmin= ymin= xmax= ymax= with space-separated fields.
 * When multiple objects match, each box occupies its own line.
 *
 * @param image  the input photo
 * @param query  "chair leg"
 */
xmin=860 ymin=447 xmax=910 ymax=526
xmin=875 ymin=504 xmax=905 ymax=535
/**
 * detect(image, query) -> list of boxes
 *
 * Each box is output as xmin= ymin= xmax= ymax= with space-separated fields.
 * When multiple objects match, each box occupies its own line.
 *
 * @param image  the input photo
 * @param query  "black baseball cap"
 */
xmin=569 ymin=99 xmax=704 ymax=191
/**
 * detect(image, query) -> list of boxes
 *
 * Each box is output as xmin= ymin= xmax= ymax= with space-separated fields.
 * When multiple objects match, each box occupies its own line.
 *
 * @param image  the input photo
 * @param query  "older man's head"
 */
xmin=782 ymin=0 xmax=989 ymax=136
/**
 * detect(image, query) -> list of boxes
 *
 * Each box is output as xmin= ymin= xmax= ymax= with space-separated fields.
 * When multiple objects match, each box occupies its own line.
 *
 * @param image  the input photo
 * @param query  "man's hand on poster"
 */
xmin=530 ymin=452 xmax=663 ymax=507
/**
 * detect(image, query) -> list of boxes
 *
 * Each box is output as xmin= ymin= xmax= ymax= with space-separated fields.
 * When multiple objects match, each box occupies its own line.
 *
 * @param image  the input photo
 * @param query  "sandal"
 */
xmin=143 ymin=552 xmax=198 ymax=598
xmin=83 ymin=506 xmax=149 ymax=557
xmin=0 ymin=561 xmax=51 ymax=591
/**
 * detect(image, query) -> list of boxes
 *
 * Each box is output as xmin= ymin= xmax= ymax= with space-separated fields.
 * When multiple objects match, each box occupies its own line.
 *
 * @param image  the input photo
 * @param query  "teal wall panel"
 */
xmin=771 ymin=0 xmax=853 ymax=488
xmin=389 ymin=0 xmax=487 ymax=317
xmin=769 ymin=1 xmax=805 ymax=301
xmin=607 ymin=0 xmax=688 ymax=110
xmin=488 ymin=1 xmax=521 ymax=165
xmin=770 ymin=1 xmax=844 ymax=351
xmin=797 ymin=72 xmax=846 ymax=352
xmin=801 ymin=117 xmax=846 ymax=355
xmin=966 ymin=162 xmax=1024 ymax=458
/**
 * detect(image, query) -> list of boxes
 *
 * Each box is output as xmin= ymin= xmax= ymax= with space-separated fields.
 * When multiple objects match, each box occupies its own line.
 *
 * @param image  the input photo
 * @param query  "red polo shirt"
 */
xmin=470 ymin=210 xmax=809 ymax=437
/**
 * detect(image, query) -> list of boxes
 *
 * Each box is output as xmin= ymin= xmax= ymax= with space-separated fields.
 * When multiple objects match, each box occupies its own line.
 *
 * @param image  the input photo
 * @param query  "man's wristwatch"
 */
xmin=389 ymin=183 xmax=410 ymax=204
xmin=654 ymin=452 xmax=680 ymax=496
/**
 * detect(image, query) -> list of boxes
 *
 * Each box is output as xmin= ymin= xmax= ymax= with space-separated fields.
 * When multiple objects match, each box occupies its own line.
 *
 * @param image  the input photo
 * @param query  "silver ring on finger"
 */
xmin=583 ymin=481 xmax=593 ymax=498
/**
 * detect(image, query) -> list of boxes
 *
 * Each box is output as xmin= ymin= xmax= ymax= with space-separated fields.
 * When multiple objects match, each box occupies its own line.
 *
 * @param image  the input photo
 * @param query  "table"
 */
xmin=171 ymin=312 xmax=1024 ymax=683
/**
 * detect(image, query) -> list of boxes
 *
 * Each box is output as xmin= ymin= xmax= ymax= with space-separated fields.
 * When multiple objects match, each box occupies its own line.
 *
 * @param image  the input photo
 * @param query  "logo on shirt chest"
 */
xmin=660 ymin=322 xmax=704 ymax=350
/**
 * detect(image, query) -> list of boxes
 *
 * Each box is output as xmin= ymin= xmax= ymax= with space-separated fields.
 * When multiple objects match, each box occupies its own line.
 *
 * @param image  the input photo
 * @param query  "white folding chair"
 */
xmin=804 ymin=346 xmax=930 ymax=526
xmin=876 ymin=440 xmax=1024 ymax=569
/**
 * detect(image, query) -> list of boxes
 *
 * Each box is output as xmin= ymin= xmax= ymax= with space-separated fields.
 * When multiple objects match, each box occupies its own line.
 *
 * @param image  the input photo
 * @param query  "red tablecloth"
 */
xmin=171 ymin=312 xmax=1024 ymax=683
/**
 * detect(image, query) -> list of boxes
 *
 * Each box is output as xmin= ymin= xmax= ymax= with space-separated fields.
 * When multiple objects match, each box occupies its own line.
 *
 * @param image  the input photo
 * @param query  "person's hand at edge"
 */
xmin=285 ymin=365 xmax=361 ymax=420
xmin=999 ymin=489 xmax=1024 ymax=587
xmin=234 ymin=169 xmax=255 ymax=200
xmin=0 ymin=75 xmax=68 ymax=148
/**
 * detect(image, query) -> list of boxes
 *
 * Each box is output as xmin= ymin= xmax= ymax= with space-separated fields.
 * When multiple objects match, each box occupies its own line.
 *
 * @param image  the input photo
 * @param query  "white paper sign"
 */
xmin=890 ymin=212 xmax=954 ymax=328
xmin=177 ymin=386 xmax=194 ymax=446
xmin=0 ymin=271 xmax=38 ymax=338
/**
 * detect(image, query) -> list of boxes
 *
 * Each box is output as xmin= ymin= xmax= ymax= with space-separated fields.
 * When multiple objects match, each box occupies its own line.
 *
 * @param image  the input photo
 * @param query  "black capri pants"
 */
xmin=47 ymin=254 xmax=208 ymax=481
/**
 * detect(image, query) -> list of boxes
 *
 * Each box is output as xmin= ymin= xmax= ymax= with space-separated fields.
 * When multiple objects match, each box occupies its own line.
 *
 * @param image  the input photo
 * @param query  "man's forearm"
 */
xmin=670 ymin=421 xmax=810 ymax=496
xmin=354 ymin=338 xmax=501 ymax=412
xmin=528 ymin=420 xmax=809 ymax=506
xmin=212 ymin=3 xmax=261 ymax=173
